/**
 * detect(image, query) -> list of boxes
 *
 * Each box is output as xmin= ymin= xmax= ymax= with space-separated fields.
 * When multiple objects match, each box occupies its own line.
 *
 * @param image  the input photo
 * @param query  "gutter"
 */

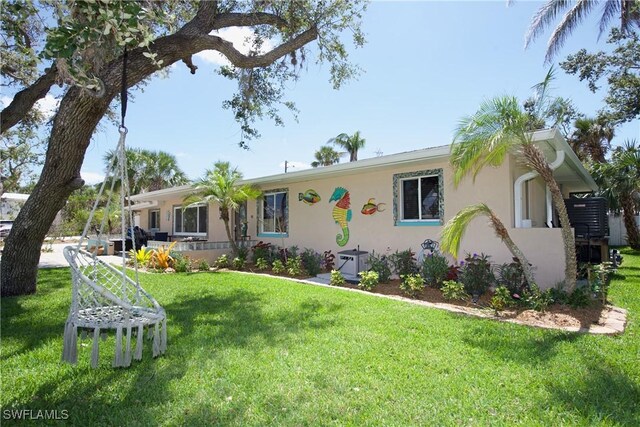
xmin=127 ymin=200 xmax=159 ymax=211
xmin=514 ymin=149 xmax=565 ymax=228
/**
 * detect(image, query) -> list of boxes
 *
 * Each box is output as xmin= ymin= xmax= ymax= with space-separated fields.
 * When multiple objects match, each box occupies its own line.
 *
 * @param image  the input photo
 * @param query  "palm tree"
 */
xmin=569 ymin=117 xmax=615 ymax=163
xmin=140 ymin=150 xmax=189 ymax=191
xmin=184 ymin=161 xmax=261 ymax=256
xmin=329 ymin=131 xmax=366 ymax=162
xmin=451 ymin=88 xmax=579 ymax=291
xmin=524 ymin=0 xmax=640 ymax=63
xmin=103 ymin=148 xmax=188 ymax=194
xmin=103 ymin=147 xmax=147 ymax=194
xmin=591 ymin=140 xmax=640 ymax=249
xmin=441 ymin=203 xmax=536 ymax=287
xmin=311 ymin=145 xmax=341 ymax=167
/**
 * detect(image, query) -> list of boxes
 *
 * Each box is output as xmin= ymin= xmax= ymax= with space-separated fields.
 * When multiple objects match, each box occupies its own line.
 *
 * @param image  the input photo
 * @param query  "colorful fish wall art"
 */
xmin=361 ymin=198 xmax=386 ymax=215
xmin=329 ymin=187 xmax=352 ymax=247
xmin=298 ymin=189 xmax=321 ymax=205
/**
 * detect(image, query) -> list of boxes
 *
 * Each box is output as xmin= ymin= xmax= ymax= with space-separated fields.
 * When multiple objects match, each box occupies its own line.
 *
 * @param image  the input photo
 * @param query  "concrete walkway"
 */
xmin=34 ymin=243 xmax=126 ymax=268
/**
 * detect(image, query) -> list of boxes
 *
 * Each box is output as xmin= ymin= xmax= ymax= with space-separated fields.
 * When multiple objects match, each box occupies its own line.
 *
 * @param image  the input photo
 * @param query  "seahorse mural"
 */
xmin=329 ymin=187 xmax=352 ymax=247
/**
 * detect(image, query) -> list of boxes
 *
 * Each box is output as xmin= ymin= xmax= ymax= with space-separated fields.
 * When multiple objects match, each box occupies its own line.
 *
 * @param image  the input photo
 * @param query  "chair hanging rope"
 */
xmin=62 ymin=48 xmax=166 ymax=368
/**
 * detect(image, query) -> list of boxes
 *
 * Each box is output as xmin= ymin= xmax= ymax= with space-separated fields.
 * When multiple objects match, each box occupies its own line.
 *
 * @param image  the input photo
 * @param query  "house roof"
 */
xmin=130 ymin=129 xmax=597 ymax=201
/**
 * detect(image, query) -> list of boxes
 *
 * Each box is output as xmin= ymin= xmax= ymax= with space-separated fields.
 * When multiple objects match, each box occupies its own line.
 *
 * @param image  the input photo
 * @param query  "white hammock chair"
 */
xmin=62 ymin=127 xmax=167 ymax=368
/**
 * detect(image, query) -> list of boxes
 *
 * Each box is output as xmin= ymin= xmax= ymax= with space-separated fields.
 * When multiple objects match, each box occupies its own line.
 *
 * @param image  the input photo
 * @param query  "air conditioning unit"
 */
xmin=337 ymin=249 xmax=369 ymax=279
xmin=565 ymin=197 xmax=608 ymax=238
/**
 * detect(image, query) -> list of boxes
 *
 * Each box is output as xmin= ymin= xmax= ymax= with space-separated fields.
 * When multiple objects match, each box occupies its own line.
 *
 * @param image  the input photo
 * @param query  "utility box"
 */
xmin=337 ymin=249 xmax=369 ymax=278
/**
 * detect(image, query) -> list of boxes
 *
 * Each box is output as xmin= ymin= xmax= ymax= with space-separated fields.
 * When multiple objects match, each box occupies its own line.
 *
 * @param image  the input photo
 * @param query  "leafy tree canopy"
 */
xmin=1 ymin=0 xmax=367 ymax=142
xmin=560 ymin=28 xmax=640 ymax=125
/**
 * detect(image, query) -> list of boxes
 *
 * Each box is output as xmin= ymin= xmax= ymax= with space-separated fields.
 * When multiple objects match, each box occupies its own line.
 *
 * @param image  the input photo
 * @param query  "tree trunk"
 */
xmin=1 ymin=87 xmax=109 ymax=296
xmin=220 ymin=207 xmax=238 ymax=256
xmin=522 ymin=144 xmax=577 ymax=292
xmin=621 ymin=193 xmax=640 ymax=249
xmin=487 ymin=211 xmax=536 ymax=287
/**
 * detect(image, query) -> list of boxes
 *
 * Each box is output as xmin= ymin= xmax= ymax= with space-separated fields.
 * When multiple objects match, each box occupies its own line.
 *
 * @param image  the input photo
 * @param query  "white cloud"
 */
xmin=35 ymin=95 xmax=60 ymax=120
xmin=195 ymin=27 xmax=275 ymax=66
xmin=81 ymin=171 xmax=105 ymax=185
xmin=278 ymin=161 xmax=311 ymax=172
xmin=0 ymin=94 xmax=59 ymax=120
xmin=174 ymin=151 xmax=189 ymax=158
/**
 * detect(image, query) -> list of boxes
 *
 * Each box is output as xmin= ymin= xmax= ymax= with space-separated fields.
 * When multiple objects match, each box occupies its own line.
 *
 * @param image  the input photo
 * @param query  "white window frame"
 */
xmin=400 ymin=175 xmax=440 ymax=222
xmin=173 ymin=204 xmax=207 ymax=236
xmin=259 ymin=190 xmax=288 ymax=236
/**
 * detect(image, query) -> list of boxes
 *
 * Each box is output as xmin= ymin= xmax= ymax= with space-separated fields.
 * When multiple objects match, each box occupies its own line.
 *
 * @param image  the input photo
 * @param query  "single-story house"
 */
xmin=129 ymin=129 xmax=598 ymax=288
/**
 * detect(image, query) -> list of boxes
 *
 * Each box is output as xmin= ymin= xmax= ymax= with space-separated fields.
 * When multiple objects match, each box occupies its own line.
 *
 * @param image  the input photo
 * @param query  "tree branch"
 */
xmin=191 ymin=27 xmax=318 ymax=69
xmin=213 ymin=12 xmax=288 ymax=30
xmin=1 ymin=63 xmax=57 ymax=134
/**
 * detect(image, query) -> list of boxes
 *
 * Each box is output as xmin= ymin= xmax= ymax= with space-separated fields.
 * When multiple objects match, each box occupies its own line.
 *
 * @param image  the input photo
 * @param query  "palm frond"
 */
xmin=545 ymin=0 xmax=596 ymax=62
xmin=450 ymin=96 xmax=522 ymax=186
xmin=599 ymin=0 xmax=621 ymax=37
xmin=440 ymin=203 xmax=491 ymax=258
xmin=525 ymin=0 xmax=572 ymax=49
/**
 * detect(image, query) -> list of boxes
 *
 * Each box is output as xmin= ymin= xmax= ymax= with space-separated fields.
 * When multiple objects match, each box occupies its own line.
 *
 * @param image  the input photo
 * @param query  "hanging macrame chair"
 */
xmin=62 ymin=49 xmax=166 ymax=368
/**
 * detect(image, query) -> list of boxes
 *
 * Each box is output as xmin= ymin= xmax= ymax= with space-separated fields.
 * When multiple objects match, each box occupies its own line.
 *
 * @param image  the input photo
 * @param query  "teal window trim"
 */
xmin=257 ymin=232 xmax=289 ymax=238
xmin=395 ymin=220 xmax=441 ymax=227
xmin=392 ymin=169 xmax=444 ymax=226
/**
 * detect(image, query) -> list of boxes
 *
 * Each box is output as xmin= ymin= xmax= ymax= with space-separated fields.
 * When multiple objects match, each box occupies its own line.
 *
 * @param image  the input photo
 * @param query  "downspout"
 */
xmin=514 ymin=150 xmax=565 ymax=228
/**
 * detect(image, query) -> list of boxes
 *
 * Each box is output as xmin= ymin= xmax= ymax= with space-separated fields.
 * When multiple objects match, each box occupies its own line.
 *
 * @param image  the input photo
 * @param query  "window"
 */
xmin=259 ymin=190 xmax=288 ymax=236
xmin=149 ymin=209 xmax=160 ymax=230
xmin=173 ymin=204 xmax=207 ymax=235
xmin=393 ymin=169 xmax=443 ymax=226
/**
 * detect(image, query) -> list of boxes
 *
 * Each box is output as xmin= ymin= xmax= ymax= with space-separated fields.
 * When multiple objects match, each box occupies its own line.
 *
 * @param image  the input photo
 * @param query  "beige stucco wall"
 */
xmin=135 ymin=155 xmax=573 ymax=288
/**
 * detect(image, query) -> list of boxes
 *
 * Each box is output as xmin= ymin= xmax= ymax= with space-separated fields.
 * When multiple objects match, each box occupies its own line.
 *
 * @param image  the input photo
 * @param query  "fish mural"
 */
xmin=361 ymin=198 xmax=386 ymax=215
xmin=329 ymin=187 xmax=352 ymax=247
xmin=298 ymin=189 xmax=321 ymax=205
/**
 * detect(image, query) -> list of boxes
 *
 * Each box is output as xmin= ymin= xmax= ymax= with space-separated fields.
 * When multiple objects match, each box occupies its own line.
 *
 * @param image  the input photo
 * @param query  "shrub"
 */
xmin=368 ymin=251 xmax=392 ymax=283
xmin=279 ymin=245 xmax=298 ymax=263
xmin=446 ymin=265 xmax=460 ymax=281
xmin=286 ymin=256 xmax=304 ymax=276
xmin=459 ymin=253 xmax=494 ymax=297
xmin=255 ymin=257 xmax=270 ymax=270
xmin=441 ymin=280 xmax=468 ymax=301
xmin=272 ymin=259 xmax=286 ymax=274
xmin=301 ymin=248 xmax=322 ymax=276
xmin=389 ymin=249 xmax=418 ymax=277
xmin=174 ymin=255 xmax=192 ymax=273
xmin=129 ymin=246 xmax=153 ymax=267
xmin=496 ymin=260 xmax=528 ymax=294
xmin=548 ymin=284 xmax=568 ymax=305
xmin=252 ymin=241 xmax=275 ymax=263
xmin=490 ymin=286 xmax=513 ymax=313
xmin=215 ymin=254 xmax=230 ymax=269
xmin=421 ymin=252 xmax=449 ymax=288
xmin=358 ymin=270 xmax=379 ymax=291
xmin=150 ymin=242 xmax=177 ymax=270
xmin=568 ymin=286 xmax=591 ymax=309
xmin=400 ymin=273 xmax=424 ymax=298
xmin=237 ymin=246 xmax=249 ymax=262
xmin=522 ymin=284 xmax=553 ymax=312
xmin=322 ymin=250 xmax=336 ymax=271
xmin=329 ymin=269 xmax=345 ymax=286
xmin=231 ymin=257 xmax=245 ymax=270
xmin=197 ymin=259 xmax=210 ymax=271
xmin=589 ymin=262 xmax=616 ymax=304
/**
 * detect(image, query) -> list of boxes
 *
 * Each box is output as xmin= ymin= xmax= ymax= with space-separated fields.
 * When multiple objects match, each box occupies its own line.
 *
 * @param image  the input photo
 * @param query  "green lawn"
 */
xmin=2 ymin=249 xmax=639 ymax=426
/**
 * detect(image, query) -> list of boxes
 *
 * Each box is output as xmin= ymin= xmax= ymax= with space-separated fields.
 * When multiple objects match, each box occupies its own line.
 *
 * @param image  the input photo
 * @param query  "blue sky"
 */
xmin=33 ymin=1 xmax=640 ymax=183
